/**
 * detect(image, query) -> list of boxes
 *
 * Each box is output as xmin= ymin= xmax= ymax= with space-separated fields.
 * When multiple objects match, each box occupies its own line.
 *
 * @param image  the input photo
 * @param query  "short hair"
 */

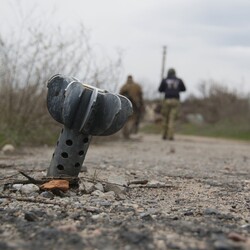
xmin=167 ymin=68 xmax=176 ymax=77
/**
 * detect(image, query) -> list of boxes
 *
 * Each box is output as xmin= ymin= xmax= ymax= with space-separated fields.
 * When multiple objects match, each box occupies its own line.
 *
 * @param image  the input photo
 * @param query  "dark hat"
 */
xmin=167 ymin=68 xmax=176 ymax=77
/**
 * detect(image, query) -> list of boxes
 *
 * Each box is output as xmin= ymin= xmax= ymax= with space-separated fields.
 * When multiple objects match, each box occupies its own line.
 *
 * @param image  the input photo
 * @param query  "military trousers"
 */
xmin=122 ymin=109 xmax=141 ymax=139
xmin=161 ymin=98 xmax=180 ymax=139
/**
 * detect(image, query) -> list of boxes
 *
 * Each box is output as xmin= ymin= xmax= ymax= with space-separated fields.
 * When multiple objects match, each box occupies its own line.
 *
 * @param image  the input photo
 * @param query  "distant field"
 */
xmin=140 ymin=121 xmax=250 ymax=141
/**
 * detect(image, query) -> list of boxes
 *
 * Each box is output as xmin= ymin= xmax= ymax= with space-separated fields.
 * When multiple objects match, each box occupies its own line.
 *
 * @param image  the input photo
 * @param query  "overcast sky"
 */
xmin=1 ymin=0 xmax=250 ymax=98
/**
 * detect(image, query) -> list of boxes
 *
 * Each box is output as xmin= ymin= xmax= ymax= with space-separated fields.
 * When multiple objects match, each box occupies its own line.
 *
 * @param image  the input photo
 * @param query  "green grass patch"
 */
xmin=140 ymin=121 xmax=250 ymax=141
xmin=178 ymin=121 xmax=250 ymax=141
xmin=140 ymin=122 xmax=162 ymax=134
xmin=0 ymin=125 xmax=61 ymax=148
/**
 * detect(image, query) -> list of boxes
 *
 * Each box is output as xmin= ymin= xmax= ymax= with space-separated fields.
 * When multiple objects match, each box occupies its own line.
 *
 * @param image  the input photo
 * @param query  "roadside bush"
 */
xmin=182 ymin=81 xmax=250 ymax=124
xmin=179 ymin=81 xmax=250 ymax=140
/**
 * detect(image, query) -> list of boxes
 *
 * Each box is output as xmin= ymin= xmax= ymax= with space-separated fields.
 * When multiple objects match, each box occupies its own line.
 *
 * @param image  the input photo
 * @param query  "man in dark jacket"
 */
xmin=158 ymin=68 xmax=186 ymax=140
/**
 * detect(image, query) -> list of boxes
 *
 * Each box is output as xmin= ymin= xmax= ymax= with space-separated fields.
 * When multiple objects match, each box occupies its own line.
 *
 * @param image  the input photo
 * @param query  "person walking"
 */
xmin=158 ymin=68 xmax=186 ymax=140
xmin=119 ymin=75 xmax=144 ymax=139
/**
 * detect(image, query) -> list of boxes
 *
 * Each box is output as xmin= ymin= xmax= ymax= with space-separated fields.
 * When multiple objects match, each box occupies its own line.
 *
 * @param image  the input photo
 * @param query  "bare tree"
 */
xmin=0 ymin=13 xmax=123 ymax=146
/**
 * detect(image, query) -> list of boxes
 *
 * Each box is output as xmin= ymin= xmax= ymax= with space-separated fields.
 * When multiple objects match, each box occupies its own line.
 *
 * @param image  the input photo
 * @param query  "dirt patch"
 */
xmin=1 ymin=133 xmax=250 ymax=249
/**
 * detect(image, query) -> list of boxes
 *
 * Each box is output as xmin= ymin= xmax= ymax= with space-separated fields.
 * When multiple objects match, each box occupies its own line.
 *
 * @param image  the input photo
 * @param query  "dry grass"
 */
xmin=0 ymin=21 xmax=123 ymax=147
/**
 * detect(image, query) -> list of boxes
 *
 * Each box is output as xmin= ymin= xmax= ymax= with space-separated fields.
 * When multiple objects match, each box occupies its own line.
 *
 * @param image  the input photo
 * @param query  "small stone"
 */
xmin=1 ymin=144 xmax=15 ymax=154
xmin=117 ymin=193 xmax=126 ymax=200
xmin=146 ymin=180 xmax=166 ymax=188
xmin=204 ymin=208 xmax=220 ymax=215
xmin=20 ymin=184 xmax=40 ymax=194
xmin=57 ymin=224 xmax=78 ymax=233
xmin=98 ymin=201 xmax=112 ymax=207
xmin=155 ymin=240 xmax=166 ymax=250
xmin=140 ymin=213 xmax=154 ymax=221
xmin=91 ymin=214 xmax=101 ymax=220
xmin=184 ymin=211 xmax=194 ymax=216
xmin=104 ymin=183 xmax=125 ymax=195
xmin=91 ymin=190 xmax=104 ymax=196
xmin=84 ymin=206 xmax=100 ymax=213
xmin=12 ymin=184 xmax=23 ymax=191
xmin=81 ymin=165 xmax=87 ymax=172
xmin=91 ymin=212 xmax=109 ymax=221
xmin=102 ymin=191 xmax=116 ymax=200
xmin=107 ymin=165 xmax=115 ymax=170
xmin=94 ymin=183 xmax=104 ymax=192
xmin=80 ymin=181 xmax=95 ymax=194
xmin=91 ymin=199 xmax=112 ymax=207
xmin=228 ymin=232 xmax=247 ymax=242
xmin=107 ymin=175 xmax=127 ymax=188
xmin=241 ymin=224 xmax=250 ymax=229
xmin=24 ymin=211 xmax=39 ymax=222
xmin=40 ymin=191 xmax=54 ymax=199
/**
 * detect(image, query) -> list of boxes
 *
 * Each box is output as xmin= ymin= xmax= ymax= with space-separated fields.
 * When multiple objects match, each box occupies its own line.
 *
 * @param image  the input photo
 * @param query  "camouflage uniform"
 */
xmin=119 ymin=75 xmax=144 ymax=138
xmin=158 ymin=68 xmax=186 ymax=140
